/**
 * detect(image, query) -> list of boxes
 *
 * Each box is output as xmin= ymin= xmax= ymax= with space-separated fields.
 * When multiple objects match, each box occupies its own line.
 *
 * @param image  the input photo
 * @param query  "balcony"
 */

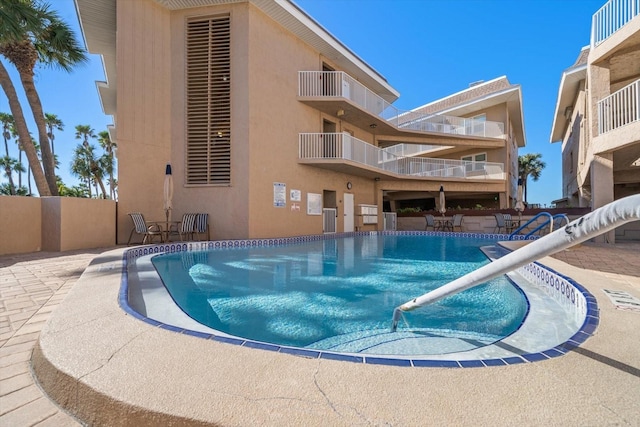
xmin=299 ymin=133 xmax=505 ymax=180
xmin=298 ymin=71 xmax=505 ymax=139
xmin=591 ymin=0 xmax=639 ymax=46
xmin=597 ymin=79 xmax=639 ymax=134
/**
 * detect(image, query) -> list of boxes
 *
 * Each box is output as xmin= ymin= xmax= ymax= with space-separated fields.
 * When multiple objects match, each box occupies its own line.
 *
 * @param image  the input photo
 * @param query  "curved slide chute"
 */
xmin=391 ymin=195 xmax=640 ymax=331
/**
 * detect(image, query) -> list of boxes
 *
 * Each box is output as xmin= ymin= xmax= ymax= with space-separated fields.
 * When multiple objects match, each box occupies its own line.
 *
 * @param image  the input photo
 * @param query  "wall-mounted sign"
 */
xmin=290 ymin=189 xmax=301 ymax=202
xmin=273 ymin=182 xmax=286 ymax=207
xmin=307 ymin=193 xmax=322 ymax=215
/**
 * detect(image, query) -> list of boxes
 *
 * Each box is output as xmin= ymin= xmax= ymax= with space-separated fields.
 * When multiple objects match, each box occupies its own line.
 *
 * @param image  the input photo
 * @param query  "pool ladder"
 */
xmin=508 ymin=213 xmax=570 ymax=240
xmin=392 ymin=195 xmax=640 ymax=331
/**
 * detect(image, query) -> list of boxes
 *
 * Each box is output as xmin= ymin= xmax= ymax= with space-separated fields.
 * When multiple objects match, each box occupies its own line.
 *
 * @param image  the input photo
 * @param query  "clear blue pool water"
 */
xmin=151 ymin=235 xmax=528 ymax=353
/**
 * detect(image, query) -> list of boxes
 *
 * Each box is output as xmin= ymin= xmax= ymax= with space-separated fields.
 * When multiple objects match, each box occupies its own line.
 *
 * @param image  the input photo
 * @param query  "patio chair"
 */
xmin=168 ymin=213 xmax=198 ymax=241
xmin=424 ymin=214 xmax=440 ymax=231
xmin=127 ymin=212 xmax=163 ymax=245
xmin=503 ymin=213 xmax=515 ymax=233
xmin=494 ymin=213 xmax=506 ymax=233
xmin=451 ymin=214 xmax=464 ymax=232
xmin=194 ymin=213 xmax=210 ymax=241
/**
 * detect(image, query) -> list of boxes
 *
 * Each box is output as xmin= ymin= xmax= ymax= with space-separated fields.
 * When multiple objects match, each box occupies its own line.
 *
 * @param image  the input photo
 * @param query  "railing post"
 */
xmin=636 ymin=81 xmax=640 ymax=124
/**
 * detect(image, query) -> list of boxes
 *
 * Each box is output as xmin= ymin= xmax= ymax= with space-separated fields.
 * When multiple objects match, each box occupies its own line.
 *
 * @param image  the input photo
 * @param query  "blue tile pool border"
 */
xmin=119 ymin=231 xmax=599 ymax=368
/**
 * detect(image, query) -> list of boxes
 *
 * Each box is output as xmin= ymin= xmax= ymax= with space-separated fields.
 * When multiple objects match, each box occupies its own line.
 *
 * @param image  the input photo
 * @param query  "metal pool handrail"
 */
xmin=509 ymin=213 xmax=571 ymax=240
xmin=391 ymin=195 xmax=640 ymax=331
xmin=509 ymin=212 xmax=553 ymax=240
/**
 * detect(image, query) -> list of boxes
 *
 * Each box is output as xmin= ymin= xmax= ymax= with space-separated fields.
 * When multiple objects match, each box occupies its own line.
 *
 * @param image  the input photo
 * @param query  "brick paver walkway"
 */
xmin=551 ymin=241 xmax=640 ymax=277
xmin=0 ymin=249 xmax=109 ymax=427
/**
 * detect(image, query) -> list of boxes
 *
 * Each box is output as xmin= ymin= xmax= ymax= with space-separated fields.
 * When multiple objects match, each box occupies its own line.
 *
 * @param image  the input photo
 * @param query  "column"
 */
xmin=590 ymin=153 xmax=614 ymax=243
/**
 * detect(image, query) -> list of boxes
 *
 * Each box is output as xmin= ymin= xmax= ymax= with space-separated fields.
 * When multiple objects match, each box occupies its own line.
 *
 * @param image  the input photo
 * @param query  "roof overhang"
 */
xmin=433 ymin=85 xmax=527 ymax=148
xmin=549 ymin=64 xmax=587 ymax=143
xmin=74 ymin=0 xmax=400 ymax=117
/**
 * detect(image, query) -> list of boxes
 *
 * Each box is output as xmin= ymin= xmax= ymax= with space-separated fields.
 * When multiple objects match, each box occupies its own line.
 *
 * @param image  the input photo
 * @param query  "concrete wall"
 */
xmin=0 ymin=196 xmax=116 ymax=256
xmin=115 ymin=0 xmax=172 ymax=244
xmin=398 ymin=214 xmax=517 ymax=234
xmin=0 ymin=196 xmax=42 ymax=255
xmin=397 ymin=213 xmax=585 ymax=235
xmin=41 ymin=197 xmax=116 ymax=252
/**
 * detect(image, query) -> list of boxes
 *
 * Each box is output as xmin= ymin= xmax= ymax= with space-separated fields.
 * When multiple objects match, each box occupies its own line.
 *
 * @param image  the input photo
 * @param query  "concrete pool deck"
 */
xmin=1 ymin=242 xmax=639 ymax=426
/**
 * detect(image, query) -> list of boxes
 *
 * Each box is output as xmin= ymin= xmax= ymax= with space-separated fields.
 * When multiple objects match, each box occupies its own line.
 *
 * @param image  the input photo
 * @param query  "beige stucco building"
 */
xmin=76 ymin=0 xmax=525 ymax=243
xmin=550 ymin=0 xmax=639 ymax=241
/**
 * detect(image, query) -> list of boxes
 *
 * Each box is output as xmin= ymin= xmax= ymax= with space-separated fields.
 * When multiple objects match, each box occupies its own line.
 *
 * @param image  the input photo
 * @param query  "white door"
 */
xmin=344 ymin=193 xmax=354 ymax=232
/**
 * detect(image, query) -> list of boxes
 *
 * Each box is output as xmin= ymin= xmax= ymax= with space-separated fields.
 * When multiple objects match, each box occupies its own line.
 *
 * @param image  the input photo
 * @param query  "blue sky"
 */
xmin=1 ymin=0 xmax=605 ymax=205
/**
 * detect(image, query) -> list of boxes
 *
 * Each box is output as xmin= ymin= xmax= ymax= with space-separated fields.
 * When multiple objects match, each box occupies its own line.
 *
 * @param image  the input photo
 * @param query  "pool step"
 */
xmin=308 ymin=328 xmax=501 ymax=356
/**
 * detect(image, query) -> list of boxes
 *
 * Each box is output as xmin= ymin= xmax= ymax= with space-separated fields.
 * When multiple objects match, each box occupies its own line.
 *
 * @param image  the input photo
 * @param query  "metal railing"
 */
xmin=508 ymin=212 xmax=554 ymax=240
xmin=323 ymin=208 xmax=337 ymax=233
xmin=383 ymin=212 xmax=397 ymax=231
xmin=299 ymin=133 xmax=505 ymax=180
xmin=592 ymin=0 xmax=639 ymax=46
xmin=299 ymin=71 xmax=505 ymax=138
xmin=597 ymin=79 xmax=640 ymax=134
xmin=382 ymin=143 xmax=442 ymax=157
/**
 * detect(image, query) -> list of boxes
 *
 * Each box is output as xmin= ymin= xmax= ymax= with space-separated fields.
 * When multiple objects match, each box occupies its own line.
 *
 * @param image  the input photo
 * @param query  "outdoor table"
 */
xmin=437 ymin=216 xmax=452 ymax=232
xmin=505 ymin=219 xmax=520 ymax=233
xmin=149 ymin=220 xmax=181 ymax=242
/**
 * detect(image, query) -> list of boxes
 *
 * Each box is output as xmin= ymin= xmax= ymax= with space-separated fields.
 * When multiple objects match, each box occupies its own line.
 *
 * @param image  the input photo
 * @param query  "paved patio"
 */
xmin=0 ymin=249 xmax=108 ymax=426
xmin=1 ymin=242 xmax=639 ymax=426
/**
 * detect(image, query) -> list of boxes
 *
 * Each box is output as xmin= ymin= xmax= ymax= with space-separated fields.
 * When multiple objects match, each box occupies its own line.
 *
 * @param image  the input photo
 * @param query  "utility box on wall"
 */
xmin=356 ymin=204 xmax=378 ymax=229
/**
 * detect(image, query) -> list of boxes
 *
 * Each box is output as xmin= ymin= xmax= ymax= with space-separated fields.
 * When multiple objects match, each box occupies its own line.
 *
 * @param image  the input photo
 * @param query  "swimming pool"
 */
xmin=150 ymin=234 xmax=528 ymax=354
xmin=122 ymin=231 xmax=599 ymax=367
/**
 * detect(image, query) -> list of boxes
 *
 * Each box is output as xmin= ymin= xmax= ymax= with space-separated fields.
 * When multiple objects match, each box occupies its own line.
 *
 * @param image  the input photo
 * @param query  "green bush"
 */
xmin=396 ymin=207 xmax=423 ymax=214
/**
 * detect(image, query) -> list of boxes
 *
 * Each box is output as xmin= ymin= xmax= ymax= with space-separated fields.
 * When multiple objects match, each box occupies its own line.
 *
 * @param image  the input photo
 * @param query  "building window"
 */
xmin=462 ymin=152 xmax=486 ymax=172
xmin=185 ymin=15 xmax=231 ymax=185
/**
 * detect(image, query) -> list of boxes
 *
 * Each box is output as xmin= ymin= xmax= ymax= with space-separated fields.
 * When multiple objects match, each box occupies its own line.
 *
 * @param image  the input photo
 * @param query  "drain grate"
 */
xmin=603 ymin=289 xmax=640 ymax=313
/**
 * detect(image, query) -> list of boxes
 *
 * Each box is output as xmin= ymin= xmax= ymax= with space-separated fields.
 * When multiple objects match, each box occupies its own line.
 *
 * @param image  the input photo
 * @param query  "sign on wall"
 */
xmin=307 ymin=193 xmax=322 ymax=215
xmin=273 ymin=182 xmax=286 ymax=208
xmin=290 ymin=189 xmax=301 ymax=202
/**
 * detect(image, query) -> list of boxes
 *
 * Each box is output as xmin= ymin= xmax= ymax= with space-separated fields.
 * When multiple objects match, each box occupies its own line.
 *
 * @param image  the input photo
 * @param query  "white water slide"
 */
xmin=391 ymin=194 xmax=640 ymax=331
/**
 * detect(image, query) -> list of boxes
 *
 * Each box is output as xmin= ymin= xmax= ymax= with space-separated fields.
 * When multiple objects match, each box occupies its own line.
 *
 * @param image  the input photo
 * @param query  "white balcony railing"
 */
xmin=592 ymin=0 xmax=640 ymax=46
xmin=299 ymin=133 xmax=505 ymax=180
xmin=597 ymin=79 xmax=640 ymax=134
xmin=382 ymin=143 xmax=441 ymax=157
xmin=298 ymin=71 xmax=505 ymax=138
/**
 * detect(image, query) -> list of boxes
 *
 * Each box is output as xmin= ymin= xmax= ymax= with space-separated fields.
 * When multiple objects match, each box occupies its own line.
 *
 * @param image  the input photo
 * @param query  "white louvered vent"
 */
xmin=186 ymin=15 xmax=231 ymax=185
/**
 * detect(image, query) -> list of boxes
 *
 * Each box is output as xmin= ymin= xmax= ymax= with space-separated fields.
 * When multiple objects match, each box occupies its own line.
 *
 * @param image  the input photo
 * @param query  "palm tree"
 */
xmin=0 ymin=0 xmax=88 ymax=196
xmin=71 ymin=143 xmax=92 ymax=198
xmin=44 ymin=112 xmax=63 ymax=170
xmin=97 ymin=130 xmax=116 ymax=200
xmin=26 ymin=135 xmax=40 ymax=195
xmin=0 ymin=154 xmax=24 ymax=195
xmin=74 ymin=125 xmax=107 ymax=198
xmin=0 ymin=0 xmax=41 ymax=38
xmin=9 ymin=123 xmax=25 ymax=189
xmin=0 ymin=60 xmax=49 ymax=195
xmin=0 ymin=112 xmax=13 ymax=157
xmin=518 ymin=153 xmax=546 ymax=204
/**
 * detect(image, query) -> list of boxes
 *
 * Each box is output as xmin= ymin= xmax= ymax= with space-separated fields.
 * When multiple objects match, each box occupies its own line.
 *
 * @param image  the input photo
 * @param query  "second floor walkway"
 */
xmin=299 ymin=133 xmax=505 ymax=181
